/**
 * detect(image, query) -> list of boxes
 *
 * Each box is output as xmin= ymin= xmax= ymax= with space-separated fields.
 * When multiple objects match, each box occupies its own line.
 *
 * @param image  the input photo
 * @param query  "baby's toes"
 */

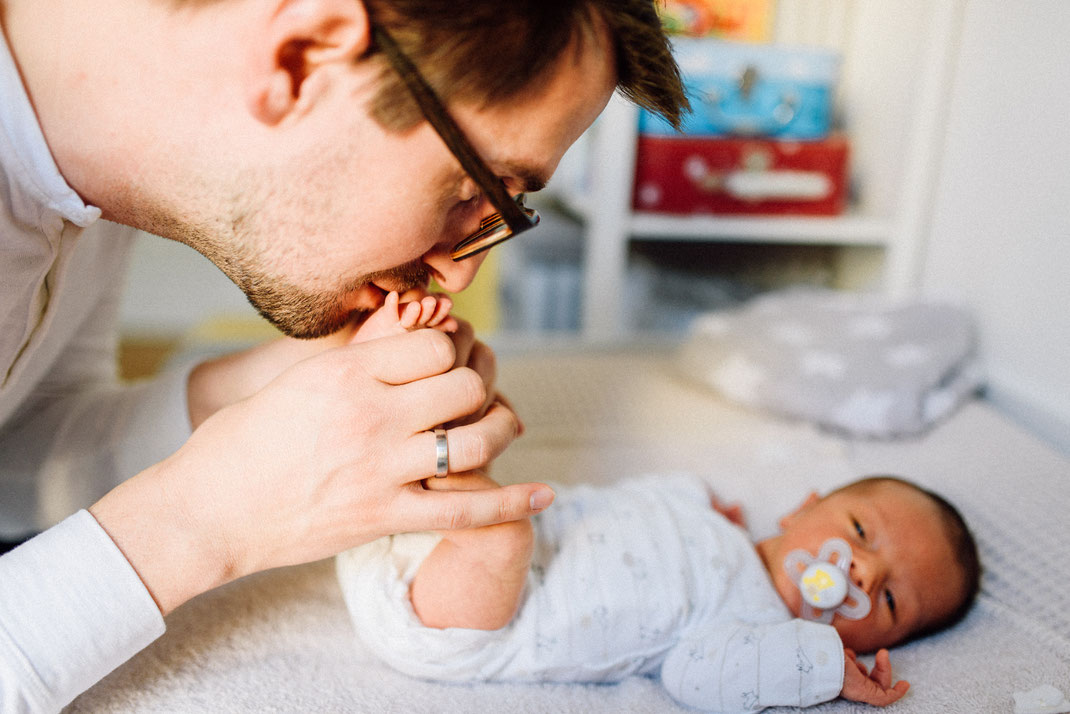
xmin=399 ymin=300 xmax=423 ymax=328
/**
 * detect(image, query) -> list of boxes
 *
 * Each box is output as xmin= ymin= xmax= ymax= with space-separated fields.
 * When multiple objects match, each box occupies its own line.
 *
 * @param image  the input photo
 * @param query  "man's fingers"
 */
xmin=393 ymin=366 xmax=490 ymax=434
xmin=347 ymin=329 xmax=455 ymax=384
xmin=442 ymin=341 xmax=498 ymax=428
xmin=421 ymin=470 xmax=499 ymax=492
xmin=448 ymin=319 xmax=475 ymax=370
xmin=467 ymin=339 xmax=496 ymax=385
xmin=387 ymin=401 xmax=520 ymax=482
xmin=492 ymin=391 xmax=525 ymax=436
xmin=436 ymin=401 xmax=520 ymax=473
xmin=399 ymin=401 xmax=520 ymax=479
xmin=407 ymin=483 xmax=555 ymax=532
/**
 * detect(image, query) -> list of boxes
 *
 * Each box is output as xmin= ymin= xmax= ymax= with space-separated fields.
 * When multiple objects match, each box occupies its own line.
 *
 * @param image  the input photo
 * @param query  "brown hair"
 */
xmin=837 ymin=476 xmax=982 ymax=644
xmin=362 ymin=0 xmax=687 ymax=131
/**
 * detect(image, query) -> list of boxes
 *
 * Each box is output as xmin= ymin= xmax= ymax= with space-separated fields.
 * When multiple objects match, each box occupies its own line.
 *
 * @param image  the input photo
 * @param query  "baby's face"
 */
xmin=757 ymin=481 xmax=966 ymax=653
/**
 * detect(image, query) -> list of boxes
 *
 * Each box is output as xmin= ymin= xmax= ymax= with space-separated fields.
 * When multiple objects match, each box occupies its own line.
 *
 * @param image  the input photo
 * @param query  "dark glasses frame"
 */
xmin=372 ymin=26 xmax=540 ymax=261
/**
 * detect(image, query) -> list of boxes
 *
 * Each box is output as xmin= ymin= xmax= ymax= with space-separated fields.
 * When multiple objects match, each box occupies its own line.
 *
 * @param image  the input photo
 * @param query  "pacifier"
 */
xmin=783 ymin=537 xmax=871 ymax=624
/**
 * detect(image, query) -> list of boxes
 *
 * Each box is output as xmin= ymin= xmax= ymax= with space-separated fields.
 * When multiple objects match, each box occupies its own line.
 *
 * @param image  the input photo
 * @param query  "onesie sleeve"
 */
xmin=660 ymin=619 xmax=844 ymax=712
xmin=0 ymin=510 xmax=166 ymax=712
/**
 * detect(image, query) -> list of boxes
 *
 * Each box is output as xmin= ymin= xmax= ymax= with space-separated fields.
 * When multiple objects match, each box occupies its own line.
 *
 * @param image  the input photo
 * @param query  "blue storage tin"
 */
xmin=641 ymin=37 xmax=840 ymax=140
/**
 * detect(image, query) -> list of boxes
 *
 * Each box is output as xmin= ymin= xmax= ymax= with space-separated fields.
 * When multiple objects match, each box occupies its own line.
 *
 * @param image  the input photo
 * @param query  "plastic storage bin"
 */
xmin=640 ymin=37 xmax=840 ymax=140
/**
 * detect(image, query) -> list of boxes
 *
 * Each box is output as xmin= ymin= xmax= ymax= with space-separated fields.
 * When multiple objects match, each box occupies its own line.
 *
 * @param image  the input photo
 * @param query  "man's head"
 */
xmin=756 ymin=476 xmax=981 ymax=653
xmin=361 ymin=0 xmax=686 ymax=133
xmin=16 ymin=0 xmax=684 ymax=338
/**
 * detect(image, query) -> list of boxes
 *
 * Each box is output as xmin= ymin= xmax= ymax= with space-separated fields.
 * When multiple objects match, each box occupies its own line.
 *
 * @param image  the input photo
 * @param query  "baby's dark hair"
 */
xmin=836 ymin=475 xmax=982 ymax=644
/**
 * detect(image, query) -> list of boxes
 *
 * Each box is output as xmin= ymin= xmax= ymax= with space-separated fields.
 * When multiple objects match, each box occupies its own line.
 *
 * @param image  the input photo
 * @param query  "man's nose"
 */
xmin=422 ymin=242 xmax=488 ymax=293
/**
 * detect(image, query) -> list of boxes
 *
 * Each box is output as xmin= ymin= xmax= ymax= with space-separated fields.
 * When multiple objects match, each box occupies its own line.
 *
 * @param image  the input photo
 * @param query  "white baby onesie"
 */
xmin=337 ymin=473 xmax=844 ymax=712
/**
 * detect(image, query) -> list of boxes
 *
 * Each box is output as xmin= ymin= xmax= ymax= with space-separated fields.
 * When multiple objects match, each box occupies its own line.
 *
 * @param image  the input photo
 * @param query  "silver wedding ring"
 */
xmin=433 ymin=427 xmax=449 ymax=477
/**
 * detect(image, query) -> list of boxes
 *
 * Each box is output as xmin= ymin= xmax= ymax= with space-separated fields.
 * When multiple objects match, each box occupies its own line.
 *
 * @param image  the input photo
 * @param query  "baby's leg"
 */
xmin=353 ymin=290 xmax=457 ymax=343
xmin=410 ymin=471 xmax=535 ymax=630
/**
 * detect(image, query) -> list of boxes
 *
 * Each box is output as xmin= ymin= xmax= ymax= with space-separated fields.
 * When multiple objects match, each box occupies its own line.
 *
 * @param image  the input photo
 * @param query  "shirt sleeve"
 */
xmin=0 ymin=236 xmax=195 ymax=532
xmin=0 ymin=364 xmax=196 ymax=529
xmin=660 ymin=618 xmax=845 ymax=713
xmin=0 ymin=510 xmax=166 ymax=713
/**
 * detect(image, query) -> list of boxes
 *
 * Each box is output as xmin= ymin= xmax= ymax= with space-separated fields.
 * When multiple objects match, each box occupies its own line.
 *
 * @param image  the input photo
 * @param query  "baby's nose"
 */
xmin=849 ymin=556 xmax=876 ymax=592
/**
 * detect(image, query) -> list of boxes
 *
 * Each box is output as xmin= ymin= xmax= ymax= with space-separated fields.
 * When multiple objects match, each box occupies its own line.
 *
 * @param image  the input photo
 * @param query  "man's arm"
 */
xmin=0 ymin=513 xmax=165 ymax=713
xmin=91 ymin=328 xmax=550 ymax=616
xmin=2 ymin=280 xmax=542 ymax=706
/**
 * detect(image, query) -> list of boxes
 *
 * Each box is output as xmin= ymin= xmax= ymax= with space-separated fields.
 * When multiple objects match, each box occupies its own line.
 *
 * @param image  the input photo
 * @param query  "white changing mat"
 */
xmin=69 ymin=346 xmax=1070 ymax=713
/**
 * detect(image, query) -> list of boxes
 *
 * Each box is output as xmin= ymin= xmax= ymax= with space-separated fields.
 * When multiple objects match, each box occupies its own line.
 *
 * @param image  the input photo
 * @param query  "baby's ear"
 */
xmin=778 ymin=490 xmax=820 ymax=529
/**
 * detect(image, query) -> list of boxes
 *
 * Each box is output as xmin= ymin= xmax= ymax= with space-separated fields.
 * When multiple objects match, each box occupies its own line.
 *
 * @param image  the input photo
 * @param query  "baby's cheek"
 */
xmin=771 ymin=571 xmax=804 ymax=618
xmin=832 ymin=613 xmax=885 ymax=654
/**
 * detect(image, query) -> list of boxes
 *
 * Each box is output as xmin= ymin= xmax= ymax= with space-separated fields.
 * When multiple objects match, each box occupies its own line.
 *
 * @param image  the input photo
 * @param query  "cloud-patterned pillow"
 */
xmin=677 ymin=289 xmax=983 ymax=437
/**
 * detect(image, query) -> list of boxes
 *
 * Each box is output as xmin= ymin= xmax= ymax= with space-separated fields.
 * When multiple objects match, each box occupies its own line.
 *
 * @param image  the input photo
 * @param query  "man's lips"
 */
xmin=348 ymin=275 xmax=432 ymax=312
xmin=373 ymin=273 xmax=431 ymax=294
xmin=347 ymin=283 xmax=388 ymax=312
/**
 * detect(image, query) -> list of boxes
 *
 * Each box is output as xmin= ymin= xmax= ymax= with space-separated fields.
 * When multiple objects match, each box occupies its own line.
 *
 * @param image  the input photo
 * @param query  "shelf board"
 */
xmin=554 ymin=193 xmax=893 ymax=246
xmin=626 ymin=211 xmax=892 ymax=246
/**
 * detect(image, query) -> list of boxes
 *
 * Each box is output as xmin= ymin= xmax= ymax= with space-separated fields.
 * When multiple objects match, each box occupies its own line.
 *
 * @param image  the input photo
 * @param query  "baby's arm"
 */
xmin=409 ymin=471 xmax=535 ymax=630
xmin=661 ymin=619 xmax=845 ymax=711
xmin=353 ymin=290 xmax=458 ymax=343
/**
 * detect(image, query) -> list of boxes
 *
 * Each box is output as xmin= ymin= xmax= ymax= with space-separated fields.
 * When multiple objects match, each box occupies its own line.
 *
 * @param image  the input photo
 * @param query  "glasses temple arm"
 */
xmin=372 ymin=26 xmax=531 ymax=233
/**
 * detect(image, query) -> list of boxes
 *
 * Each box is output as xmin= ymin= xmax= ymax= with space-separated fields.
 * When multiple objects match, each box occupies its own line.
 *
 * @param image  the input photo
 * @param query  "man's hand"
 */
xmin=841 ymin=648 xmax=910 ymax=706
xmin=187 ymin=315 xmax=517 ymax=433
xmin=91 ymin=329 xmax=550 ymax=616
xmin=442 ymin=318 xmax=524 ymax=437
xmin=186 ymin=326 xmax=359 ymax=430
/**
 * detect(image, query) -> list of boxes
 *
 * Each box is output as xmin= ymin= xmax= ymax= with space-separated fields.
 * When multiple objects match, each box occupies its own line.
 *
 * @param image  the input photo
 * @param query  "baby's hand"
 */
xmin=709 ymin=493 xmax=746 ymax=528
xmin=353 ymin=290 xmax=458 ymax=343
xmin=840 ymin=648 xmax=910 ymax=707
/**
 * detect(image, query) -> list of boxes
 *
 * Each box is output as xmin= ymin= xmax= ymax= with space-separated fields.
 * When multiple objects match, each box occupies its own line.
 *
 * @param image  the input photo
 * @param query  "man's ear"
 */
xmin=778 ymin=490 xmax=821 ymax=530
xmin=247 ymin=0 xmax=371 ymax=125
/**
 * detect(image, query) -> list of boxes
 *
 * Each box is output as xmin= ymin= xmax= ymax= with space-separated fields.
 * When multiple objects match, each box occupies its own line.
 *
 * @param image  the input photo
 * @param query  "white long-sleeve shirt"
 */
xmin=338 ymin=473 xmax=845 ymax=712
xmin=0 ymin=32 xmax=190 ymax=712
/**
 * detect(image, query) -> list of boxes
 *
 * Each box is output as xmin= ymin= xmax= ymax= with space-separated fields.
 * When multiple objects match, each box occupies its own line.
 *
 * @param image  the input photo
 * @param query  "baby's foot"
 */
xmin=353 ymin=290 xmax=457 ymax=343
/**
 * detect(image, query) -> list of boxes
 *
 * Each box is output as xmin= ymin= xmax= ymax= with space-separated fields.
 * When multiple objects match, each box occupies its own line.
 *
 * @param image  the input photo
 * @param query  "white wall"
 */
xmin=120 ymin=233 xmax=258 ymax=336
xmin=921 ymin=0 xmax=1070 ymax=454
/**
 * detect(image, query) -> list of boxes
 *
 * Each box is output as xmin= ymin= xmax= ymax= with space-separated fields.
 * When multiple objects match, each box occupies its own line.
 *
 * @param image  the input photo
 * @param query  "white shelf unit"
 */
xmin=577 ymin=0 xmax=965 ymax=340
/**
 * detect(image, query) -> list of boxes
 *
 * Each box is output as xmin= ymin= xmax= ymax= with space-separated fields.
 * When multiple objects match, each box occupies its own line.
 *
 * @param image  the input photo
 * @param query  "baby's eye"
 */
xmin=852 ymin=518 xmax=866 ymax=540
xmin=884 ymin=589 xmax=897 ymax=615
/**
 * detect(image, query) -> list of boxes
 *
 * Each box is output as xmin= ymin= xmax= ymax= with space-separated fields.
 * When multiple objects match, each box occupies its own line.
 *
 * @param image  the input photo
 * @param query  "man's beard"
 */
xmin=236 ymin=260 xmax=431 ymax=339
xmin=133 ymin=186 xmax=433 ymax=339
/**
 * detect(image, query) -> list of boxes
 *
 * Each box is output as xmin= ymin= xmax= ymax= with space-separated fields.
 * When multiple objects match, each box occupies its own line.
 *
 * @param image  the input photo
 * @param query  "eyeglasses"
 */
xmin=372 ymin=26 xmax=541 ymax=261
